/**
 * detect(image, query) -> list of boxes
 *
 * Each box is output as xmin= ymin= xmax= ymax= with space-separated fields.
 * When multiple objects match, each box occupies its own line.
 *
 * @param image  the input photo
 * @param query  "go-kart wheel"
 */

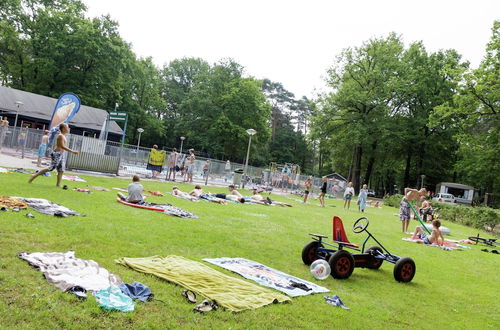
xmin=328 ymin=250 xmax=355 ymax=279
xmin=393 ymin=257 xmax=416 ymax=282
xmin=352 ymin=217 xmax=369 ymax=233
xmin=302 ymin=241 xmax=324 ymax=265
xmin=365 ymin=246 xmax=384 ymax=270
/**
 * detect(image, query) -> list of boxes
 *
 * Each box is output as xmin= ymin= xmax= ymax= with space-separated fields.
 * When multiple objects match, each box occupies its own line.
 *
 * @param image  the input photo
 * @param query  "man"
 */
xmin=117 ymin=175 xmax=145 ymax=204
xmin=400 ymin=188 xmax=427 ymax=234
xmin=303 ymin=177 xmax=312 ymax=204
xmin=166 ymin=148 xmax=178 ymax=181
xmin=411 ymin=219 xmax=444 ymax=246
xmin=28 ymin=123 xmax=79 ymax=187
xmin=251 ymin=188 xmax=292 ymax=207
xmin=189 ymin=185 xmax=227 ymax=204
xmin=214 ymin=185 xmax=245 ymax=203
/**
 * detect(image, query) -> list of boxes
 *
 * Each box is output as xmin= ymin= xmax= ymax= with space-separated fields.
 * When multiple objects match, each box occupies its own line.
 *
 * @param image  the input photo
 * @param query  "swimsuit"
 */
xmin=321 ymin=182 xmax=327 ymax=194
xmin=399 ymin=200 xmax=411 ymax=221
xmin=418 ymin=232 xmax=431 ymax=245
xmin=48 ymin=151 xmax=65 ymax=172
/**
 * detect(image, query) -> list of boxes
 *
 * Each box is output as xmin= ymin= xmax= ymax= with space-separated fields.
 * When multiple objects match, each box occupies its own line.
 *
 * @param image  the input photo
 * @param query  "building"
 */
xmin=0 ymin=86 xmax=123 ymax=140
xmin=435 ymin=182 xmax=475 ymax=205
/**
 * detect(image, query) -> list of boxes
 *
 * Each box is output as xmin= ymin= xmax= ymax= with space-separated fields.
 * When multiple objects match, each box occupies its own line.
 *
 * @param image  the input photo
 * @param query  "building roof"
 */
xmin=438 ymin=182 xmax=475 ymax=190
xmin=325 ymin=173 xmax=347 ymax=181
xmin=0 ymin=86 xmax=123 ymax=135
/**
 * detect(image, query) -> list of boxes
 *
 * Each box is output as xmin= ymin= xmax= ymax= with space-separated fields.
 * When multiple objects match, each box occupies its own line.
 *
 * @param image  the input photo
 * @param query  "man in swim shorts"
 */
xmin=411 ymin=219 xmax=444 ymax=246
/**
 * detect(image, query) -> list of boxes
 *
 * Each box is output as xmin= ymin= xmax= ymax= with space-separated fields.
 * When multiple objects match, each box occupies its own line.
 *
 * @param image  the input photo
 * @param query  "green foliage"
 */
xmin=435 ymin=203 xmax=500 ymax=234
xmin=383 ymin=194 xmax=403 ymax=207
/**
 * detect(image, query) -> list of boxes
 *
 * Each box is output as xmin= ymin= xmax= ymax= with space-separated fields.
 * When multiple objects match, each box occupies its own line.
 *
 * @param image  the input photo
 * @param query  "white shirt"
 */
xmin=344 ymin=187 xmax=355 ymax=197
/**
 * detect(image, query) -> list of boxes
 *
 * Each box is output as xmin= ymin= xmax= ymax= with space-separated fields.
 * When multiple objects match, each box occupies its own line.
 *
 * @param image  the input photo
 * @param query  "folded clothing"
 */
xmin=116 ymin=255 xmax=290 ymax=312
xmin=94 ymin=286 xmax=135 ymax=312
xmin=119 ymin=282 xmax=153 ymax=302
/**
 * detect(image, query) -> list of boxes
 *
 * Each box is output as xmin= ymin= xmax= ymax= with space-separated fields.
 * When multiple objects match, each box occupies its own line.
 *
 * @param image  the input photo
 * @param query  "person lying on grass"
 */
xmin=172 ymin=186 xmax=199 ymax=201
xmin=117 ymin=175 xmax=145 ymax=204
xmin=250 ymin=189 xmax=292 ymax=207
xmin=189 ymin=185 xmax=227 ymax=204
xmin=411 ymin=219 xmax=444 ymax=246
xmin=28 ymin=123 xmax=79 ymax=187
xmin=228 ymin=185 xmax=243 ymax=197
xmin=212 ymin=185 xmax=246 ymax=203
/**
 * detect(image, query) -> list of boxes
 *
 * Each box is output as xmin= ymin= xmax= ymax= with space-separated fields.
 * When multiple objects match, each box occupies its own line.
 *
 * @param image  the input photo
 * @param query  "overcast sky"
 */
xmin=84 ymin=0 xmax=499 ymax=98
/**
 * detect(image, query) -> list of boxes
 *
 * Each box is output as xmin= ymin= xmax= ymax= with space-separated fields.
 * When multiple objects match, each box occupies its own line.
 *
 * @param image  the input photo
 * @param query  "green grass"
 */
xmin=0 ymin=170 xmax=498 ymax=329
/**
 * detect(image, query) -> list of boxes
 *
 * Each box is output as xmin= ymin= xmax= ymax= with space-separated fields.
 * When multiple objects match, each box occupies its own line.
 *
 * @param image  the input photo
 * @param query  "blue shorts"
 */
xmin=418 ymin=232 xmax=431 ymax=244
xmin=38 ymin=144 xmax=47 ymax=157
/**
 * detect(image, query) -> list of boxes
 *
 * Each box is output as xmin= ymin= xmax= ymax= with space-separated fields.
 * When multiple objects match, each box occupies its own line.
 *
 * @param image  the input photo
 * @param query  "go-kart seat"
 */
xmin=332 ymin=216 xmax=359 ymax=248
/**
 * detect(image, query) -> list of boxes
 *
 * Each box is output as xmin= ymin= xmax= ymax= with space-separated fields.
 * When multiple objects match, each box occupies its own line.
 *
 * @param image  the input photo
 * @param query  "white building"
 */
xmin=435 ymin=182 xmax=475 ymax=205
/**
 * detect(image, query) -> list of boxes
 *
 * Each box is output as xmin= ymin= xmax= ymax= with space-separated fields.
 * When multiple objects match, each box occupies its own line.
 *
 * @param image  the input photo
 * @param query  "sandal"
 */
xmin=193 ymin=299 xmax=218 ymax=313
xmin=181 ymin=290 xmax=197 ymax=304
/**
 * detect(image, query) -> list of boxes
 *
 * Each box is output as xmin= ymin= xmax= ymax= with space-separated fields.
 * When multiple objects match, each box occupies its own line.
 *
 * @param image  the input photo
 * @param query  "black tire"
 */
xmin=365 ymin=246 xmax=384 ymax=270
xmin=328 ymin=250 xmax=355 ymax=279
xmin=393 ymin=257 xmax=416 ymax=282
xmin=301 ymin=241 xmax=323 ymax=265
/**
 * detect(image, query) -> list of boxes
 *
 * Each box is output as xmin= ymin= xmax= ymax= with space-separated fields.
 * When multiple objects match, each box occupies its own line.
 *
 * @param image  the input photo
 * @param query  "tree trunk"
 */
xmin=364 ymin=141 xmax=378 ymax=186
xmin=403 ymin=151 xmax=412 ymax=188
xmin=352 ymin=145 xmax=362 ymax=193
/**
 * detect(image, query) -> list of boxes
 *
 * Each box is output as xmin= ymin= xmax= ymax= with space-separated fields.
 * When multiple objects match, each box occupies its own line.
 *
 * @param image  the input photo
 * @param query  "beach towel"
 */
xmin=19 ymin=250 xmax=122 ymax=291
xmin=62 ymin=175 xmax=86 ymax=182
xmin=87 ymin=185 xmax=110 ymax=191
xmin=0 ymin=168 xmax=12 ymax=173
xmin=402 ymin=238 xmax=461 ymax=251
xmin=204 ymin=258 xmax=329 ymax=297
xmin=14 ymin=197 xmax=84 ymax=217
xmin=94 ymin=286 xmax=135 ymax=312
xmin=148 ymin=149 xmax=166 ymax=166
xmin=115 ymin=255 xmax=290 ymax=312
xmin=117 ymin=199 xmax=198 ymax=219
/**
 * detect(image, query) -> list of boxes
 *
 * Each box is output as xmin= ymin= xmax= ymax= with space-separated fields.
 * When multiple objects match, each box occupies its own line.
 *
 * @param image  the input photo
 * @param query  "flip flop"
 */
xmin=193 ymin=299 xmax=218 ymax=313
xmin=181 ymin=290 xmax=197 ymax=304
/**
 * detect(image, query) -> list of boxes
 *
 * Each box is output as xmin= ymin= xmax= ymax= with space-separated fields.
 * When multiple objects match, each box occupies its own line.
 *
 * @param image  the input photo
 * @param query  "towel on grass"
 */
xmin=13 ymin=197 xmax=84 ymax=217
xmin=115 ymin=255 xmax=290 ymax=312
xmin=204 ymin=258 xmax=329 ymax=297
xmin=62 ymin=175 xmax=86 ymax=182
xmin=402 ymin=237 xmax=461 ymax=251
xmin=94 ymin=286 xmax=135 ymax=312
xmin=19 ymin=250 xmax=122 ymax=291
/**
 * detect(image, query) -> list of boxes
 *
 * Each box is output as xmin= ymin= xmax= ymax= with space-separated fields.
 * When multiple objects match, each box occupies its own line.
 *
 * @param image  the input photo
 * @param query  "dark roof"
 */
xmin=0 ymin=86 xmax=123 ymax=135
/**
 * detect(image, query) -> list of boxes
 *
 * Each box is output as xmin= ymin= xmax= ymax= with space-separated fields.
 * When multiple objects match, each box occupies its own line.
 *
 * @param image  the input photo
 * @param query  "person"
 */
xmin=37 ymin=130 xmax=50 ymax=167
xmin=343 ymin=182 xmax=355 ymax=210
xmin=28 ymin=123 xmax=79 ymax=187
xmin=184 ymin=149 xmax=195 ymax=183
xmin=189 ymin=185 xmax=226 ymax=204
xmin=0 ymin=117 xmax=9 ymax=152
xmin=419 ymin=196 xmax=433 ymax=222
xmin=281 ymin=165 xmax=290 ymax=193
xmin=303 ymin=178 xmax=312 ymax=204
xmin=166 ymin=148 xmax=178 ymax=181
xmin=224 ymin=160 xmax=231 ymax=182
xmin=117 ymin=175 xmax=145 ymax=204
xmin=319 ymin=177 xmax=328 ymax=207
xmin=357 ymin=184 xmax=368 ymax=212
xmin=400 ymin=187 xmax=428 ymax=233
xmin=411 ymin=219 xmax=444 ymax=246
xmin=16 ymin=126 xmax=27 ymax=152
xmin=228 ymin=184 xmax=243 ymax=197
xmin=250 ymin=189 xmax=292 ymax=207
xmin=172 ymin=186 xmax=199 ymax=201
xmin=146 ymin=145 xmax=166 ymax=179
xmin=214 ymin=186 xmax=246 ymax=203
xmin=202 ymin=159 xmax=210 ymax=180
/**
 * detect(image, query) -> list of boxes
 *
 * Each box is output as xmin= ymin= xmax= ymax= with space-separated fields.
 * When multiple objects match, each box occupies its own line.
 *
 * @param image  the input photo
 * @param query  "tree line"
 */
xmin=0 ymin=1 xmax=498 ymax=195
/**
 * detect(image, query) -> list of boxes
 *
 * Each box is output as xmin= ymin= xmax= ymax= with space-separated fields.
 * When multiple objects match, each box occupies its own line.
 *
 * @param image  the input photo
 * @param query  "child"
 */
xmin=303 ymin=178 xmax=312 ymax=204
xmin=37 ymin=130 xmax=50 ymax=167
xmin=28 ymin=123 xmax=79 ymax=187
xmin=343 ymin=182 xmax=355 ymax=210
xmin=117 ymin=175 xmax=144 ymax=204
xmin=319 ymin=177 xmax=328 ymax=207
xmin=411 ymin=220 xmax=444 ymax=246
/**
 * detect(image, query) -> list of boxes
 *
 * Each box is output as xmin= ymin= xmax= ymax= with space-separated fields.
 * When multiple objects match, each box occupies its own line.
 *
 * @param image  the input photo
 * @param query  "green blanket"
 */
xmin=115 ymin=255 xmax=290 ymax=312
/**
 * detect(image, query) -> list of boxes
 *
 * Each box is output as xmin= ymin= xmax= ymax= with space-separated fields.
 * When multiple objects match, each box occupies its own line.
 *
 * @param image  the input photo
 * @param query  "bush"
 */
xmin=383 ymin=194 xmax=403 ymax=207
xmin=433 ymin=203 xmax=500 ymax=234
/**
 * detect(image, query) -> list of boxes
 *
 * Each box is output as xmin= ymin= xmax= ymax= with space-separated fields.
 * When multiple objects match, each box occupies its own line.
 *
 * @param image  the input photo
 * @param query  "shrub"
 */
xmin=383 ymin=194 xmax=403 ymax=207
xmin=433 ymin=203 xmax=500 ymax=234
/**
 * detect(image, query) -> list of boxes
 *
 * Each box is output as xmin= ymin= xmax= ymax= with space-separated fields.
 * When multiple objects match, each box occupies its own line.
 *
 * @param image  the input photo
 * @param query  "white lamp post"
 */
xmin=10 ymin=101 xmax=24 ymax=147
xmin=180 ymin=136 xmax=185 ymax=153
xmin=136 ymin=128 xmax=144 ymax=152
xmin=420 ymin=174 xmax=426 ymax=190
xmin=242 ymin=128 xmax=257 ymax=188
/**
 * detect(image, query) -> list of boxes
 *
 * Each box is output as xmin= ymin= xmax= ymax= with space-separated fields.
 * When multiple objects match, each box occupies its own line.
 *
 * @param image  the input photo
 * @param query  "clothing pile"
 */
xmin=0 ymin=196 xmax=28 ymax=209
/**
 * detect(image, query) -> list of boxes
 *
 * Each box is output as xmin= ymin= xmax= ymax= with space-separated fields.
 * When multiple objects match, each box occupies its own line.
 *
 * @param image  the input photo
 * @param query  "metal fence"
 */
xmin=0 ymin=126 xmax=346 ymax=196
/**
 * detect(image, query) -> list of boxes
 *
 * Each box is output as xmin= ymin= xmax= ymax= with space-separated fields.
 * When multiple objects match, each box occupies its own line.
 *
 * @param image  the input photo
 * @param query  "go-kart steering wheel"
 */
xmin=353 ymin=217 xmax=369 ymax=233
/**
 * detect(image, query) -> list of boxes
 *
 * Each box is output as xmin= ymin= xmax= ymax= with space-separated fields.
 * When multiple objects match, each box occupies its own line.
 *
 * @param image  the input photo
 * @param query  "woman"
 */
xmin=319 ymin=177 xmax=328 ymax=207
xmin=343 ymin=182 xmax=355 ymax=210
xmin=37 ymin=130 xmax=50 ymax=167
xmin=0 ymin=117 xmax=9 ymax=152
xmin=186 ymin=149 xmax=195 ymax=183
xmin=357 ymin=184 xmax=368 ymax=212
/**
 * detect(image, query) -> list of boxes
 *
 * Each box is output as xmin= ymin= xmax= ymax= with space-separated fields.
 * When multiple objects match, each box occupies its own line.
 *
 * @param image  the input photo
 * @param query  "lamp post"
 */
xmin=420 ymin=174 xmax=426 ymax=190
xmin=242 ymin=128 xmax=257 ymax=188
xmin=136 ymin=128 xmax=144 ymax=152
xmin=11 ymin=101 xmax=23 ymax=147
xmin=180 ymin=136 xmax=185 ymax=153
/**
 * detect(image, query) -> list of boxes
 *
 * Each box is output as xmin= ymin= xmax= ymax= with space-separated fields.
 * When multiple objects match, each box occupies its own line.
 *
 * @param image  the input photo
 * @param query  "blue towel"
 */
xmin=119 ymin=282 xmax=154 ymax=302
xmin=94 ymin=286 xmax=135 ymax=312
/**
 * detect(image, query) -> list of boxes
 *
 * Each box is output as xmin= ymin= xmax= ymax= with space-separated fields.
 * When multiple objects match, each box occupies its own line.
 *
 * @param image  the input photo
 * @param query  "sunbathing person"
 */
xmin=411 ymin=219 xmax=444 ymax=246
xmin=189 ymin=185 xmax=227 ymax=204
xmin=172 ymin=186 xmax=199 ymax=201
xmin=117 ymin=175 xmax=145 ymax=204
xmin=250 ymin=189 xmax=292 ymax=207
xmin=228 ymin=184 xmax=243 ymax=197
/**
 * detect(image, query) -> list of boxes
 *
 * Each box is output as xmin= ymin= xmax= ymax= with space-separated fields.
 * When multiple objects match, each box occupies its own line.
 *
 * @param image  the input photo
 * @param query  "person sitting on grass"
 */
xmin=250 ymin=189 xmax=292 ymax=207
xmin=172 ymin=186 xmax=199 ymax=201
xmin=117 ymin=175 xmax=145 ymax=204
xmin=189 ymin=185 xmax=227 ymax=204
xmin=411 ymin=219 xmax=444 ymax=246
xmin=419 ymin=196 xmax=433 ymax=222
xmin=28 ymin=123 xmax=79 ymax=187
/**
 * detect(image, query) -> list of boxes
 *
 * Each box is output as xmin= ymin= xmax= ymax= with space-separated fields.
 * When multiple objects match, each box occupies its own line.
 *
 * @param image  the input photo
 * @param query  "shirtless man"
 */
xmin=251 ymin=189 xmax=292 ymax=207
xmin=400 ymin=187 xmax=427 ymax=233
xmin=189 ymin=185 xmax=227 ymax=204
xmin=166 ymin=148 xmax=178 ymax=181
xmin=214 ymin=185 xmax=245 ymax=203
xmin=28 ymin=123 xmax=79 ymax=187
xmin=411 ymin=219 xmax=444 ymax=246
xmin=303 ymin=178 xmax=312 ymax=204
xmin=172 ymin=186 xmax=198 ymax=201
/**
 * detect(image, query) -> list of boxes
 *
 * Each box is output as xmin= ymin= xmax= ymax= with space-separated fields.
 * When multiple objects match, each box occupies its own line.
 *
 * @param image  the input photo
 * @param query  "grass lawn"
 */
xmin=0 ymin=170 xmax=498 ymax=329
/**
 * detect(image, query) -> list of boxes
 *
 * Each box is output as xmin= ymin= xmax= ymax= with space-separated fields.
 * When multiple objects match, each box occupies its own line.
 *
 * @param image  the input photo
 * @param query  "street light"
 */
xmin=180 ymin=136 xmax=185 ymax=153
xmin=136 ymin=128 xmax=144 ymax=152
xmin=10 ymin=101 xmax=24 ymax=147
xmin=420 ymin=174 xmax=426 ymax=190
xmin=242 ymin=128 xmax=257 ymax=188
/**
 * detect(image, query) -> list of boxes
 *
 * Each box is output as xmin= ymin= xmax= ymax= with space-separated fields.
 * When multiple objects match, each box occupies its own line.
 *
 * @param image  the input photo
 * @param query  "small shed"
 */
xmin=435 ymin=182 xmax=475 ymax=205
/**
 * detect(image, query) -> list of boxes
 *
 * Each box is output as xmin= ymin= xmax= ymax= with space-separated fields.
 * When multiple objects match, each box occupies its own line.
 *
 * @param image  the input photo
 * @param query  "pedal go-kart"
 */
xmin=302 ymin=216 xmax=416 ymax=282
